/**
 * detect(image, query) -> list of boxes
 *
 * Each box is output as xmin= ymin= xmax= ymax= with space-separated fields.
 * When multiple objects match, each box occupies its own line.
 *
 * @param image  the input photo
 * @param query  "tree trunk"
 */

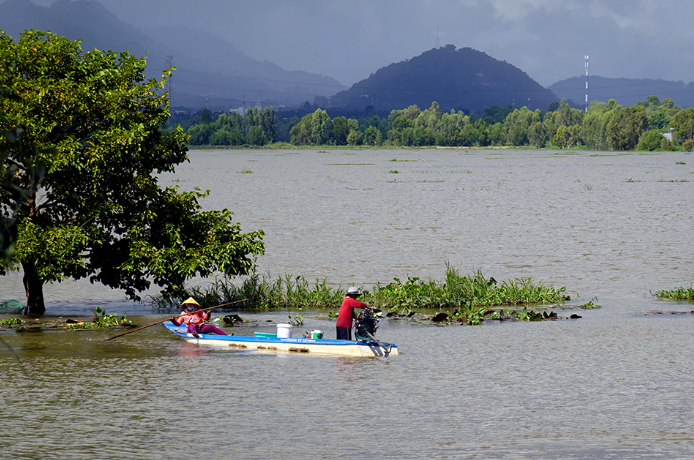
xmin=22 ymin=263 xmax=45 ymax=315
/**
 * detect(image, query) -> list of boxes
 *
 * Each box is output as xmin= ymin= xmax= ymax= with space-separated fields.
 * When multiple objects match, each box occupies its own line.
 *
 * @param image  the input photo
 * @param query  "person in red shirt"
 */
xmin=336 ymin=286 xmax=373 ymax=340
xmin=170 ymin=297 xmax=228 ymax=338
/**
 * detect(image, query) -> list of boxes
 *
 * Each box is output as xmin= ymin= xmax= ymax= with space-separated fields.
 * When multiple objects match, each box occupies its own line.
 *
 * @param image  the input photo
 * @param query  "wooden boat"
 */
xmin=163 ymin=322 xmax=398 ymax=357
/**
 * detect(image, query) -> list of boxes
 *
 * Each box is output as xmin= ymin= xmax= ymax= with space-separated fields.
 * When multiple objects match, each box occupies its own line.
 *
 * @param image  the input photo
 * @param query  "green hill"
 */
xmin=331 ymin=45 xmax=559 ymax=113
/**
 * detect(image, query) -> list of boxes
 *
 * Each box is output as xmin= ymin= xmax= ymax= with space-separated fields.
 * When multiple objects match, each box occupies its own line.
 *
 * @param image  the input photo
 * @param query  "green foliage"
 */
xmin=361 ymin=266 xmax=569 ymax=317
xmin=0 ymin=317 xmax=24 ymax=325
xmin=187 ymin=107 xmax=275 ymax=146
xmin=151 ymin=266 xmax=570 ymax=318
xmin=672 ymin=108 xmax=694 ymax=144
xmin=683 ymin=139 xmax=694 ymax=152
xmin=637 ymin=130 xmax=665 ymax=151
xmin=0 ymin=31 xmax=264 ymax=314
xmin=576 ymin=297 xmax=602 ymax=309
xmin=151 ymin=273 xmax=346 ymax=310
xmin=652 ymin=286 xmax=694 ymax=300
xmin=65 ymin=306 xmax=132 ymax=329
xmin=606 ymin=106 xmax=647 ymax=150
xmin=287 ymin=313 xmax=304 ymax=326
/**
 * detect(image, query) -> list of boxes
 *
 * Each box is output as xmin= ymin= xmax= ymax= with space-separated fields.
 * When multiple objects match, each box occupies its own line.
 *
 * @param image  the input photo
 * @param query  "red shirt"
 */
xmin=336 ymin=297 xmax=368 ymax=328
xmin=171 ymin=310 xmax=209 ymax=326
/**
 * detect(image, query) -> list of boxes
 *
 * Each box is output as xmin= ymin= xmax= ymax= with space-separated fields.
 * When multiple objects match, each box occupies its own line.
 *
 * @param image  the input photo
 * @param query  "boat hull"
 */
xmin=163 ymin=322 xmax=398 ymax=357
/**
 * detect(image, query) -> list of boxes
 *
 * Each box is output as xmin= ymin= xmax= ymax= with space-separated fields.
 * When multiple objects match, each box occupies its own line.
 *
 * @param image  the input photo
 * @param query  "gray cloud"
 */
xmin=33 ymin=0 xmax=694 ymax=88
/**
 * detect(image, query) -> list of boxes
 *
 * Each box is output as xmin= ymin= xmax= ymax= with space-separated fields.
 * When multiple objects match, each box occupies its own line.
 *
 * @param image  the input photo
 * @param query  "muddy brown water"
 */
xmin=1 ymin=149 xmax=693 ymax=458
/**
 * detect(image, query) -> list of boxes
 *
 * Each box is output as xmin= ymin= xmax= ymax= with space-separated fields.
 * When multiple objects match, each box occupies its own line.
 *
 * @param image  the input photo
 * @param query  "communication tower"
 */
xmin=165 ymin=56 xmax=174 ymax=109
xmin=584 ymin=55 xmax=589 ymax=113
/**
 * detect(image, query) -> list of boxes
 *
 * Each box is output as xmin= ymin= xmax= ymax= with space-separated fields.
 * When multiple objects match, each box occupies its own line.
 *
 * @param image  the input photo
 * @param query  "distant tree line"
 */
xmin=178 ymin=96 xmax=694 ymax=152
xmin=168 ymin=106 xmax=276 ymax=146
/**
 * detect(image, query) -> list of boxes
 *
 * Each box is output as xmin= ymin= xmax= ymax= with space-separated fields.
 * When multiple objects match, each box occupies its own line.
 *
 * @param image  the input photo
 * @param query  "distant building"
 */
xmin=662 ymin=128 xmax=675 ymax=141
xmin=229 ymin=106 xmax=246 ymax=115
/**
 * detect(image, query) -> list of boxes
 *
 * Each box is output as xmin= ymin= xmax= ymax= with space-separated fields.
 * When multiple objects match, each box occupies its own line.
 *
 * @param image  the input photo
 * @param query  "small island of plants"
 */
xmin=153 ymin=265 xmax=572 ymax=326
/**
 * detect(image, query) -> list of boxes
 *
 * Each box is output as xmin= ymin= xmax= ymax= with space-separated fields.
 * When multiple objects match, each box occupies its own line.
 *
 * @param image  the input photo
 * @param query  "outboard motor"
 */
xmin=354 ymin=308 xmax=379 ymax=342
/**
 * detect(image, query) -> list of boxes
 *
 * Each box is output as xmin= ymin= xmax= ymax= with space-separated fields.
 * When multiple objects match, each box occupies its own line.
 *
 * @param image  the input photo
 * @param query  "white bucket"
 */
xmin=277 ymin=323 xmax=293 ymax=338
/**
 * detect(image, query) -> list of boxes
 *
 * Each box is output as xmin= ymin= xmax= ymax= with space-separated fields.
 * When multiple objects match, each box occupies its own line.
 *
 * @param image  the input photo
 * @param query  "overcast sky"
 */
xmin=35 ymin=0 xmax=694 ymax=88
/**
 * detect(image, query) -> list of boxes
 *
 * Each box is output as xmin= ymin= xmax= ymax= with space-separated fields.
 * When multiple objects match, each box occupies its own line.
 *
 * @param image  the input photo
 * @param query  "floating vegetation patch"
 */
xmin=150 ymin=266 xmax=571 ymax=319
xmin=362 ymin=267 xmax=569 ymax=320
xmin=449 ymin=170 xmax=473 ymax=173
xmin=625 ymin=178 xmax=641 ymax=182
xmin=65 ymin=307 xmax=134 ymax=329
xmin=238 ymin=169 xmax=254 ymax=174
xmin=560 ymin=297 xmax=602 ymax=309
xmin=325 ymin=163 xmax=374 ymax=165
xmin=317 ymin=150 xmax=329 ymax=153
xmin=389 ymin=159 xmax=417 ymax=162
xmin=0 ymin=317 xmax=24 ymax=326
xmin=657 ymin=179 xmax=689 ymax=182
xmin=389 ymin=170 xmax=399 ymax=173
xmin=652 ymin=286 xmax=694 ymax=300
xmin=421 ymin=179 xmax=444 ymax=183
xmin=676 ymin=161 xmax=686 ymax=165
xmin=342 ymin=187 xmax=374 ymax=190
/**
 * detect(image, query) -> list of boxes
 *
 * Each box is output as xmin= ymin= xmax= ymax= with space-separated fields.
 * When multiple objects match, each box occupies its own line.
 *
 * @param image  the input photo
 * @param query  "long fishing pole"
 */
xmin=104 ymin=299 xmax=247 ymax=342
xmin=0 ymin=335 xmax=30 ymax=380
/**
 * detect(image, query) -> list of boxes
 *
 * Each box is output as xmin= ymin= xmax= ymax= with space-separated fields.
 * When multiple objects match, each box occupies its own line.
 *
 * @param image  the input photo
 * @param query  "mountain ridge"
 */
xmin=0 ymin=0 xmax=344 ymax=109
xmin=550 ymin=75 xmax=694 ymax=108
xmin=331 ymin=45 xmax=559 ymax=113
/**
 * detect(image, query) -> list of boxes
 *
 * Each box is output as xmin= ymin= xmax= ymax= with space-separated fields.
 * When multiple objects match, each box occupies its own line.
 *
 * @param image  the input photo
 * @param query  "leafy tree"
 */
xmin=488 ymin=123 xmax=505 ymax=146
xmin=509 ymin=125 xmax=528 ymax=146
xmin=310 ymin=109 xmax=332 ymax=145
xmin=200 ymin=108 xmax=212 ymax=125
xmin=346 ymin=130 xmax=361 ymax=146
xmin=528 ymin=122 xmax=546 ymax=148
xmin=331 ymin=116 xmax=349 ymax=145
xmin=248 ymin=125 xmax=266 ymax=146
xmin=289 ymin=113 xmax=312 ymax=145
xmin=0 ymin=31 xmax=265 ymax=314
xmin=637 ymin=130 xmax=664 ymax=151
xmin=363 ymin=126 xmax=379 ymax=146
xmin=606 ymin=106 xmax=647 ymax=150
xmin=672 ymin=108 xmax=694 ymax=144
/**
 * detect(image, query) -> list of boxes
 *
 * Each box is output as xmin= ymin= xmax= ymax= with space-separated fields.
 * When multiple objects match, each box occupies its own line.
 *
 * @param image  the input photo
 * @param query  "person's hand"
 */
xmin=169 ymin=317 xmax=175 ymax=322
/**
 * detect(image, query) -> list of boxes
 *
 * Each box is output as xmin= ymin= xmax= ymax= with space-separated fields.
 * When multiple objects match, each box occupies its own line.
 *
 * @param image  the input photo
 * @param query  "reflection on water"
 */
xmin=1 ymin=149 xmax=694 ymax=458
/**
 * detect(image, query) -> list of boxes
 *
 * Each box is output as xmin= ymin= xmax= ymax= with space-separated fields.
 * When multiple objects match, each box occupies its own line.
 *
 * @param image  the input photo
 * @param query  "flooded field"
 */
xmin=1 ymin=148 xmax=694 ymax=458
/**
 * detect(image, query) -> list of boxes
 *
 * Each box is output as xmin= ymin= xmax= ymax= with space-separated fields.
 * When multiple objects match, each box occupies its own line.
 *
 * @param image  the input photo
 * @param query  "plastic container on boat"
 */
xmin=311 ymin=330 xmax=323 ymax=339
xmin=276 ymin=323 xmax=293 ymax=338
xmin=254 ymin=332 xmax=277 ymax=338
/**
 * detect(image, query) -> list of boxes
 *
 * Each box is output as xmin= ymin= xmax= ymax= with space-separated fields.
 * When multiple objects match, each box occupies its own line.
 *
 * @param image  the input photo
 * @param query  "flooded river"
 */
xmin=1 ymin=149 xmax=693 ymax=458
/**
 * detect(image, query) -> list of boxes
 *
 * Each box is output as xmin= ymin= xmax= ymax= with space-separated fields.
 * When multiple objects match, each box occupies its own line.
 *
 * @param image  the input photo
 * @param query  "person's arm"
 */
xmin=170 ymin=315 xmax=183 ymax=326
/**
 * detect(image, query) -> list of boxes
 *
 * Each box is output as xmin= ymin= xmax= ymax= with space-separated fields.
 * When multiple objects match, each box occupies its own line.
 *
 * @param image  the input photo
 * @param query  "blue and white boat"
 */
xmin=163 ymin=321 xmax=398 ymax=357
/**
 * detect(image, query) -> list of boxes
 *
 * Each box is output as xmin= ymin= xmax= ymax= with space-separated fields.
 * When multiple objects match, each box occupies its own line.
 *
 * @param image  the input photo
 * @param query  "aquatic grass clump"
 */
xmin=152 ymin=267 xmax=570 ymax=318
xmin=152 ymin=273 xmax=347 ymax=310
xmin=0 ymin=317 xmax=24 ymax=326
xmin=652 ymin=286 xmax=694 ymax=300
xmin=65 ymin=307 xmax=133 ymax=329
xmin=360 ymin=266 xmax=569 ymax=318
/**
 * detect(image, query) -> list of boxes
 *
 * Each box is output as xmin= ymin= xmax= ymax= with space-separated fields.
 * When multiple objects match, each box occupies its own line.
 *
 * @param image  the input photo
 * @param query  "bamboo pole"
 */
xmin=103 ymin=299 xmax=247 ymax=341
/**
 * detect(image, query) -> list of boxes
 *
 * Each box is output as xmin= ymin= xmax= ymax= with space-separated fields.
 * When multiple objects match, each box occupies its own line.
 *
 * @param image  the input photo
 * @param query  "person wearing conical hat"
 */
xmin=170 ymin=297 xmax=228 ymax=338
xmin=336 ymin=287 xmax=373 ymax=341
